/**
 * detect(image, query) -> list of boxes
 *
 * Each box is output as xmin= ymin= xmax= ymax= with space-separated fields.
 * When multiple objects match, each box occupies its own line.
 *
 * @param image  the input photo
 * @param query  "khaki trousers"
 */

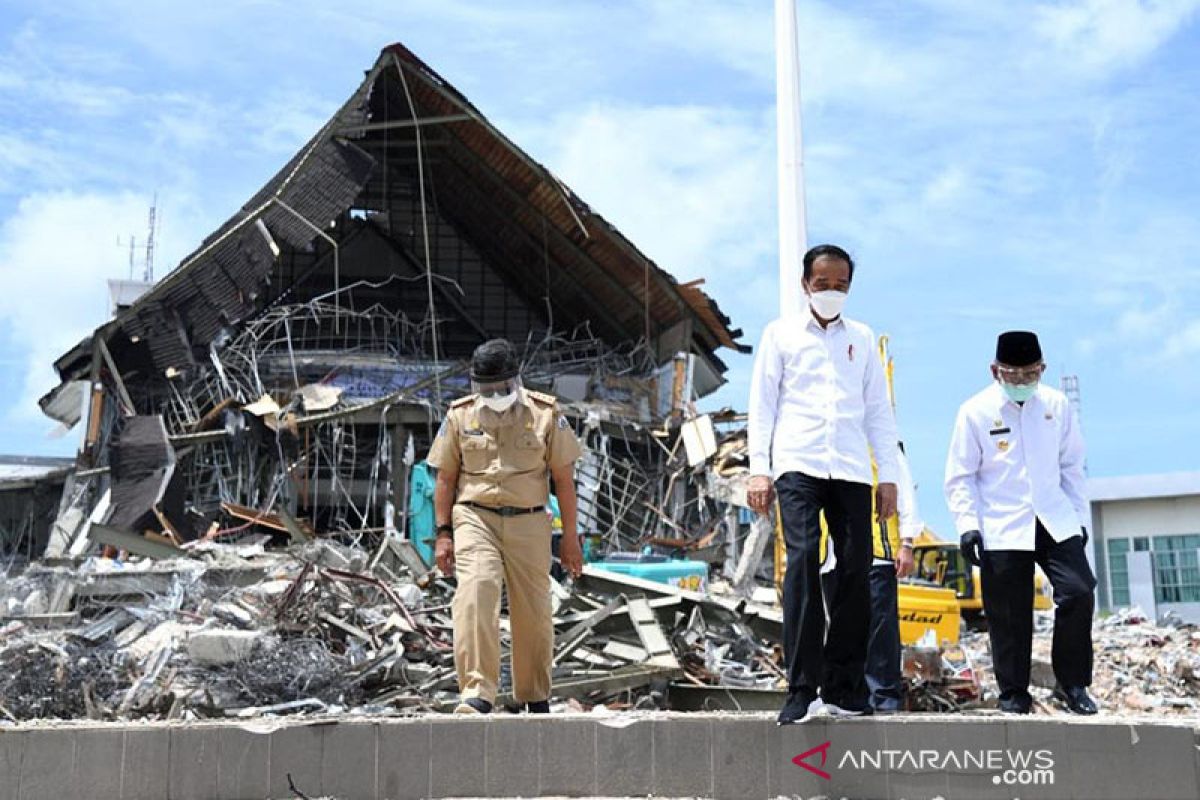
xmin=450 ymin=503 xmax=553 ymax=704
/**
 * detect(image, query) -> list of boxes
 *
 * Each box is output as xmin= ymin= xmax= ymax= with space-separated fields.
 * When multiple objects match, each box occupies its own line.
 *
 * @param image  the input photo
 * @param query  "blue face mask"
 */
xmin=1001 ymin=382 xmax=1038 ymax=403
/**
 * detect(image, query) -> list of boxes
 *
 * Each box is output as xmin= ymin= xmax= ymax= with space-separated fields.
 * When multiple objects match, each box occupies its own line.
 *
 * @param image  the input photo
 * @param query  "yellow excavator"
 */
xmin=909 ymin=529 xmax=1053 ymax=626
xmin=773 ymin=336 xmax=1049 ymax=648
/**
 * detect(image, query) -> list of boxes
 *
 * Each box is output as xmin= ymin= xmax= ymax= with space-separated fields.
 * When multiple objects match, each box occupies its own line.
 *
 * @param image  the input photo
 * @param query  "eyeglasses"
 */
xmin=995 ymin=363 xmax=1044 ymax=384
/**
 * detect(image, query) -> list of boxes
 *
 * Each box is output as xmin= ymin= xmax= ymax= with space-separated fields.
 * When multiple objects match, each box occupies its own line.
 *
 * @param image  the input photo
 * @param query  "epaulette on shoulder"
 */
xmin=525 ymin=389 xmax=557 ymax=406
xmin=450 ymin=394 xmax=476 ymax=409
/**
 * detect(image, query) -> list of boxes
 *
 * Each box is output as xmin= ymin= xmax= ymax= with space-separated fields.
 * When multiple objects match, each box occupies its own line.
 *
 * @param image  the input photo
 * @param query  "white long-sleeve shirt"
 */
xmin=944 ymin=382 xmax=1088 ymax=551
xmin=896 ymin=447 xmax=924 ymax=542
xmin=748 ymin=309 xmax=900 ymax=487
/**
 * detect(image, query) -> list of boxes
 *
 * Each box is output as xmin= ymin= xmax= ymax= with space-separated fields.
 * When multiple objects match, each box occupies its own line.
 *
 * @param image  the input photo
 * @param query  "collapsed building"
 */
xmin=35 ymin=43 xmax=749 ymax=563
xmin=0 ymin=43 xmax=794 ymax=720
xmin=0 ymin=455 xmax=74 ymax=561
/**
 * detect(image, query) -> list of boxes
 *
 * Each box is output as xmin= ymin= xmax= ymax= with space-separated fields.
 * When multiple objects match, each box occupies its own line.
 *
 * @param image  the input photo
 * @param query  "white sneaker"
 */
xmin=823 ymin=701 xmax=871 ymax=717
xmin=776 ymin=695 xmax=824 ymax=725
xmin=803 ymin=697 xmax=826 ymax=721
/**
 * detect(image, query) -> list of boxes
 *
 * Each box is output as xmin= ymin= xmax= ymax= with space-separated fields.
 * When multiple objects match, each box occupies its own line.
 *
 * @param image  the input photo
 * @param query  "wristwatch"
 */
xmin=436 ymin=523 xmax=453 ymax=539
xmin=900 ymin=539 xmax=913 ymax=550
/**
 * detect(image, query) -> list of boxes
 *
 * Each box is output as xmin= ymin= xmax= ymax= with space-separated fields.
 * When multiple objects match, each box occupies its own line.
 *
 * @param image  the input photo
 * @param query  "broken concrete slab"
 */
xmin=186 ymin=629 xmax=261 ymax=666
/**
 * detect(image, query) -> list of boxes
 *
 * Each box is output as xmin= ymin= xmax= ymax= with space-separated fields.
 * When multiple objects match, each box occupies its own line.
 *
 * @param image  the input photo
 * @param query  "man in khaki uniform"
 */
xmin=427 ymin=339 xmax=583 ymax=714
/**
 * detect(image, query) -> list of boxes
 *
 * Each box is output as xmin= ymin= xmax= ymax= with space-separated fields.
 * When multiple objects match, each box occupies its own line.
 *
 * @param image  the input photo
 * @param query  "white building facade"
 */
xmin=1089 ymin=472 xmax=1200 ymax=623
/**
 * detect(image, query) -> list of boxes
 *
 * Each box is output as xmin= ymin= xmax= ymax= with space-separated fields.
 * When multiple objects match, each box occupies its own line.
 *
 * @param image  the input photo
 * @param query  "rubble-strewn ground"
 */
xmin=2 ymin=533 xmax=1196 ymax=722
xmin=949 ymin=606 xmax=1200 ymax=717
xmin=0 ymin=534 xmax=785 ymax=721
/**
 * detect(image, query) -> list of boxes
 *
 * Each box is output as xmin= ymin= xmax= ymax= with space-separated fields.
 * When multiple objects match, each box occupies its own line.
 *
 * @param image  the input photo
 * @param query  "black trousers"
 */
xmin=980 ymin=521 xmax=1097 ymax=702
xmin=822 ymin=562 xmax=903 ymax=710
xmin=776 ymin=472 xmax=872 ymax=706
xmin=865 ymin=563 xmax=903 ymax=709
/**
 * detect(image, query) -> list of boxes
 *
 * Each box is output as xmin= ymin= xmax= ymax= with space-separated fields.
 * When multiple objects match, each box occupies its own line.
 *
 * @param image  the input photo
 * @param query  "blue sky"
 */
xmin=0 ymin=0 xmax=1197 ymax=536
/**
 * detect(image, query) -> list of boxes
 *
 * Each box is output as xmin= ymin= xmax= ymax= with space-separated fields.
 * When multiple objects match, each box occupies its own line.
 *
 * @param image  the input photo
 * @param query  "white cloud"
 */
xmin=251 ymin=90 xmax=340 ymax=155
xmin=643 ymin=0 xmax=933 ymax=106
xmin=1163 ymin=318 xmax=1200 ymax=359
xmin=1033 ymin=0 xmax=1200 ymax=73
xmin=923 ymin=166 xmax=970 ymax=206
xmin=0 ymin=133 xmax=70 ymax=193
xmin=46 ymin=77 xmax=135 ymax=118
xmin=643 ymin=0 xmax=772 ymax=81
xmin=0 ymin=190 xmax=205 ymax=424
xmin=1079 ymin=276 xmax=1200 ymax=368
xmin=1116 ymin=303 xmax=1160 ymax=336
xmin=534 ymin=102 xmax=776 ymax=314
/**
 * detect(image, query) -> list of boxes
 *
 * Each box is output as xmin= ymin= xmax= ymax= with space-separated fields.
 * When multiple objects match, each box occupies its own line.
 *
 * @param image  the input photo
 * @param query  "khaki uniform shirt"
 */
xmin=426 ymin=388 xmax=582 ymax=508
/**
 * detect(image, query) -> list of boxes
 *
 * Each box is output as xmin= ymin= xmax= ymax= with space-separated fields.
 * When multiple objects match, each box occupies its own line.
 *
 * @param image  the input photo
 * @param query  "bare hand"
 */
xmin=895 ymin=545 xmax=915 ymax=579
xmin=747 ymin=474 xmax=775 ymax=516
xmin=876 ymin=482 xmax=897 ymax=524
xmin=435 ymin=535 xmax=455 ymax=576
xmin=559 ymin=532 xmax=584 ymax=579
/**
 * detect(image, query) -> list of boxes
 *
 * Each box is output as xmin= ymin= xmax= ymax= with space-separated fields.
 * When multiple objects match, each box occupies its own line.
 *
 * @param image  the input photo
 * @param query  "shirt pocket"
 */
xmin=461 ymin=434 xmax=494 ymax=472
xmin=984 ymin=428 xmax=1017 ymax=464
xmin=511 ymin=430 xmax=545 ymax=471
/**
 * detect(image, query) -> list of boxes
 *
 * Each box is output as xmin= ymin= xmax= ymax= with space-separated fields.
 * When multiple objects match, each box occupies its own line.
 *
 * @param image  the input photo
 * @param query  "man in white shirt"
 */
xmin=944 ymin=331 xmax=1097 ymax=715
xmin=748 ymin=244 xmax=900 ymax=724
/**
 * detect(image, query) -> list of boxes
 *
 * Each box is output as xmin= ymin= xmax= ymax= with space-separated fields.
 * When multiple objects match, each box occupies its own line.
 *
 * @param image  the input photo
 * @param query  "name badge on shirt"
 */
xmin=989 ymin=427 xmax=1011 ymax=436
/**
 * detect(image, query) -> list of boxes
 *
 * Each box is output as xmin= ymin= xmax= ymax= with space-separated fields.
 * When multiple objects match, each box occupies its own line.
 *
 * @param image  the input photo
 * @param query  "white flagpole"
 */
xmin=775 ymin=0 xmax=807 ymax=318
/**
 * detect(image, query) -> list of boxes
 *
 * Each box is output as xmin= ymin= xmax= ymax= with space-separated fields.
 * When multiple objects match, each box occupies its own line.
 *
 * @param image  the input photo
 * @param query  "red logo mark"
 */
xmin=792 ymin=741 xmax=832 ymax=780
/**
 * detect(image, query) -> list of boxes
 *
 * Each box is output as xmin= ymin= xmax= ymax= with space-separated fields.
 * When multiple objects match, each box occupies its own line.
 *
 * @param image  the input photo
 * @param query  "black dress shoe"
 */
xmin=998 ymin=691 xmax=1033 ymax=714
xmin=1053 ymin=685 xmax=1098 ymax=715
xmin=526 ymin=700 xmax=550 ymax=714
xmin=777 ymin=689 xmax=819 ymax=725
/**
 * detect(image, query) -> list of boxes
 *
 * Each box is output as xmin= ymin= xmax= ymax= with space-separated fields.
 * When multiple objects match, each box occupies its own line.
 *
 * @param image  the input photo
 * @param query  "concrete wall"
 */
xmin=1 ymin=712 xmax=1197 ymax=800
xmin=1096 ymin=495 xmax=1200 ymax=538
xmin=1161 ymin=601 xmax=1200 ymax=621
xmin=1092 ymin=494 xmax=1200 ymax=615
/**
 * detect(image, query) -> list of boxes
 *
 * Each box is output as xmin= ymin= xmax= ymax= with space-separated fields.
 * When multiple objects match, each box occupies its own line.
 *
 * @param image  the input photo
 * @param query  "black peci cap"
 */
xmin=470 ymin=339 xmax=520 ymax=382
xmin=995 ymin=331 xmax=1043 ymax=367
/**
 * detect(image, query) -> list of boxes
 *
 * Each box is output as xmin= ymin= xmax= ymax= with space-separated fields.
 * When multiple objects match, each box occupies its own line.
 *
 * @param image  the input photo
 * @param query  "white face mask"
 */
xmin=479 ymin=391 xmax=518 ymax=413
xmin=808 ymin=289 xmax=847 ymax=319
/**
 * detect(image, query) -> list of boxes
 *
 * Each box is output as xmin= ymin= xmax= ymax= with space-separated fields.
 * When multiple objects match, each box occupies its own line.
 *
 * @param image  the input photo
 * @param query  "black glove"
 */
xmin=1080 ymin=526 xmax=1089 ymax=547
xmin=960 ymin=530 xmax=984 ymax=567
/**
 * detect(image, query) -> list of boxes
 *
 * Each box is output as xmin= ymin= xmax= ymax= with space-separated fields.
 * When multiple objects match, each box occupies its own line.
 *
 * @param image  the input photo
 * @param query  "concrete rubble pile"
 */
xmin=949 ymin=606 xmax=1200 ymax=716
xmin=0 ymin=509 xmax=786 ymax=721
xmin=0 ymin=539 xmax=447 ymax=721
xmin=1057 ymin=607 xmax=1200 ymax=715
xmin=6 ymin=416 xmax=1186 ymax=720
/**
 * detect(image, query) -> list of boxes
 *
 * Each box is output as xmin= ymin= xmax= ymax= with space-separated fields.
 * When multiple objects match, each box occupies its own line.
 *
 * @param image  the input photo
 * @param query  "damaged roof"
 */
xmin=42 ymin=43 xmax=748 ymax=420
